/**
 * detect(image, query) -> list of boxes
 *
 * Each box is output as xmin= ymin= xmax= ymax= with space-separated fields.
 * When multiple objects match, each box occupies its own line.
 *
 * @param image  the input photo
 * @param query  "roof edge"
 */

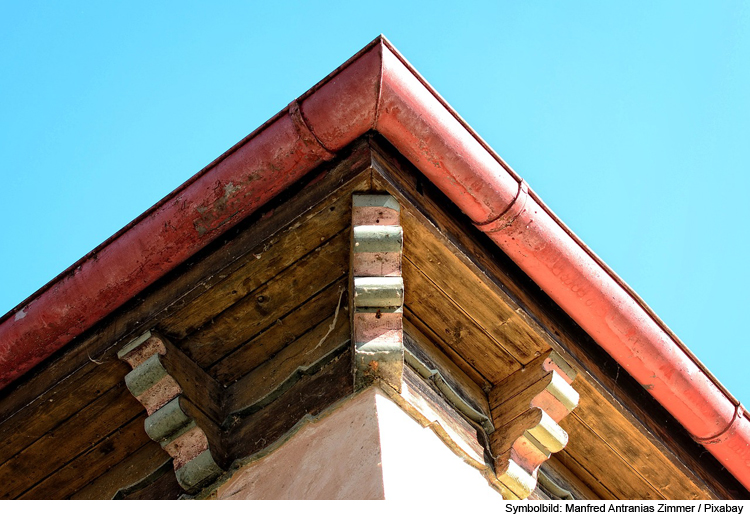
xmin=1 ymin=35 xmax=747 ymax=489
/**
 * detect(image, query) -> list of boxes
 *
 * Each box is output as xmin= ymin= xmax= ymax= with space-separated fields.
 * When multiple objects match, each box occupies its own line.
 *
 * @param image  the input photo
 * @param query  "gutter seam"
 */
xmin=691 ymin=404 xmax=745 ymax=446
xmin=288 ymin=101 xmax=334 ymax=160
xmin=373 ymin=37 xmax=385 ymax=130
xmin=474 ymin=180 xmax=529 ymax=234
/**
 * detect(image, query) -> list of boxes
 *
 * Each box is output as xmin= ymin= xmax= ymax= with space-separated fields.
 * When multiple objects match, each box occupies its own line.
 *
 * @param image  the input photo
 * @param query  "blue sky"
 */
xmin=1 ymin=2 xmax=748 ymax=406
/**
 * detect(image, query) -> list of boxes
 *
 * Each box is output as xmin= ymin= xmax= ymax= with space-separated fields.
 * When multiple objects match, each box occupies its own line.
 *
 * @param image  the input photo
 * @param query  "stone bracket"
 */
xmin=119 ymin=332 xmax=223 ymax=494
xmin=351 ymin=194 xmax=404 ymax=391
xmin=488 ymin=351 xmax=579 ymax=499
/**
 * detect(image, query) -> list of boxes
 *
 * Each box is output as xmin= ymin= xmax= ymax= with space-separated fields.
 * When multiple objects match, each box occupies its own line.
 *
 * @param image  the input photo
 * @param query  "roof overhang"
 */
xmin=1 ymin=36 xmax=748 ymax=489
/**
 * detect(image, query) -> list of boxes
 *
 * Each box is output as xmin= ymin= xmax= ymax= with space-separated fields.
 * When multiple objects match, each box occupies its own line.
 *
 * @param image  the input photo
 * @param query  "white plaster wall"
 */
xmin=214 ymin=387 xmax=503 ymax=501
xmin=216 ymin=389 xmax=386 ymax=499
xmin=374 ymin=391 xmax=503 ymax=503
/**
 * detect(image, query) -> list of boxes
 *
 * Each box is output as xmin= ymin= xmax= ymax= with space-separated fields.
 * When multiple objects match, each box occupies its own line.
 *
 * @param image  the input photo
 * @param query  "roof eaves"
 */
xmin=1 ymin=35 xmax=747 ymax=489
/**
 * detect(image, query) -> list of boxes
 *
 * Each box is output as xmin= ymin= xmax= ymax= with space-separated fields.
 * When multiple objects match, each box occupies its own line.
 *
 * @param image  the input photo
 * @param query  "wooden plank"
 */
xmin=227 ymin=308 xmax=350 ymax=414
xmin=0 ymin=359 xmax=128 ymax=467
xmin=572 ymin=376 xmax=712 ymax=499
xmin=403 ymin=318 xmax=490 ymax=420
xmin=70 ymin=441 xmax=170 ymax=499
xmin=553 ymin=450 xmax=617 ymax=500
xmin=179 ymin=230 xmax=350 ymax=368
xmin=119 ymin=464 xmax=183 ymax=500
xmin=563 ymin=413 xmax=664 ymax=499
xmin=159 ymin=177 xmax=364 ymax=340
xmin=224 ymin=350 xmax=353 ymax=461
xmin=403 ymin=260 xmax=519 ymax=385
xmin=0 ymin=383 xmax=143 ymax=499
xmin=158 ymin=338 xmax=223 ymax=424
xmin=542 ymin=455 xmax=601 ymax=500
xmin=404 ymin=308 xmax=489 ymax=390
xmin=401 ymin=206 xmax=548 ymax=365
xmin=210 ymin=277 xmax=347 ymax=385
xmin=19 ymin=416 xmax=149 ymax=499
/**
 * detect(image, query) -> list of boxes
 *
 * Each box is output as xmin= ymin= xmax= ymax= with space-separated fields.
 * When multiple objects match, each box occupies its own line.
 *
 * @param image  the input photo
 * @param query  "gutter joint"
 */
xmin=691 ymin=403 xmax=746 ymax=446
xmin=288 ymin=100 xmax=335 ymax=161
xmin=474 ymin=180 xmax=529 ymax=234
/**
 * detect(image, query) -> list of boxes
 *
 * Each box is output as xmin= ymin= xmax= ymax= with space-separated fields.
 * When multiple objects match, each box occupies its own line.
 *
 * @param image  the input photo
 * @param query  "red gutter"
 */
xmin=1 ymin=36 xmax=747 ymax=489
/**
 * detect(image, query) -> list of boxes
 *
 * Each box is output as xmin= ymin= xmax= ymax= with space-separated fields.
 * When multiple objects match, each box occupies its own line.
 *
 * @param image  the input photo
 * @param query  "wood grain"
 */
xmin=403 ymin=318 xmax=490 ymax=420
xmin=572 ymin=375 xmax=712 ymax=499
xmin=563 ymin=413 xmax=664 ymax=499
xmin=0 ymin=359 xmax=128 ymax=467
xmin=210 ymin=278 xmax=347 ymax=385
xmin=0 ymin=383 xmax=143 ymax=499
xmin=226 ymin=308 xmax=350 ymax=414
xmin=404 ymin=308 xmax=489 ymax=390
xmin=401 ymin=207 xmax=548 ymax=365
xmin=160 ymin=178 xmax=363 ymax=340
xmin=403 ymin=259 xmax=519 ymax=385
xmin=70 ymin=441 xmax=170 ymax=499
xmin=367 ymin=139 xmax=737 ymax=498
xmin=179 ymin=230 xmax=350 ymax=368
xmin=19 ymin=416 xmax=149 ymax=499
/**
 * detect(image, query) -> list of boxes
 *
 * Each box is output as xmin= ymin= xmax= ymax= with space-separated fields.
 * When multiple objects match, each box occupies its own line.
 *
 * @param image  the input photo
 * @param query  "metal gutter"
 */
xmin=1 ymin=35 xmax=747 ymax=489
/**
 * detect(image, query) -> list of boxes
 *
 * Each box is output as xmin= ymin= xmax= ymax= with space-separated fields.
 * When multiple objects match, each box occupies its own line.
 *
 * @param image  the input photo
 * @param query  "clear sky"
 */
xmin=1 ymin=2 xmax=748 ymax=406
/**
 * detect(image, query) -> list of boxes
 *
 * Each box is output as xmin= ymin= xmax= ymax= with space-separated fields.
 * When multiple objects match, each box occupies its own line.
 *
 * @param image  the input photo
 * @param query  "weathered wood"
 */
xmin=563 ymin=413 xmax=664 ymax=499
xmin=0 ymin=359 xmax=128 ymax=467
xmin=403 ymin=260 xmax=519 ymax=384
xmin=210 ymin=278 xmax=347 ymax=384
xmin=70 ymin=440 xmax=170 ymax=499
xmin=369 ymin=148 xmax=549 ymax=363
xmin=490 ymin=352 xmax=579 ymax=426
xmin=0 ymin=146 xmax=374 ymax=498
xmin=491 ymin=375 xmax=575 ymax=429
xmin=118 ymin=335 xmax=224 ymax=492
xmin=572 ymin=376 xmax=712 ymax=500
xmin=118 ymin=464 xmax=183 ymax=500
xmin=554 ymin=449 xmax=617 ymax=500
xmin=157 ymin=337 xmax=223 ymax=424
xmin=351 ymin=193 xmax=405 ymax=392
xmin=404 ymin=308 xmax=489 ymax=390
xmin=0 ymin=145 xmax=374 ymax=499
xmin=224 ymin=350 xmax=353 ymax=461
xmin=528 ymin=486 xmax=553 ymax=500
xmin=226 ymin=309 xmax=350 ymax=414
xmin=541 ymin=455 xmax=600 ymax=500
xmin=160 ymin=175 xmax=368 ymax=340
xmin=180 ymin=230 xmax=350 ymax=368
xmin=353 ymin=277 xmax=404 ymax=308
xmin=19 ymin=416 xmax=149 ymax=499
xmin=118 ymin=333 xmax=222 ymax=425
xmin=402 ymin=214 xmax=548 ymax=365
xmin=0 ymin=383 xmax=143 ymax=499
xmin=403 ymin=318 xmax=490 ymax=421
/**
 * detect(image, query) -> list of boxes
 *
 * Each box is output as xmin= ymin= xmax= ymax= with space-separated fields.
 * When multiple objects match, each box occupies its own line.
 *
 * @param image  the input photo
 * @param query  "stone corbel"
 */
xmin=118 ymin=332 xmax=224 ymax=494
xmin=351 ymin=194 xmax=404 ymax=391
xmin=488 ymin=351 xmax=579 ymax=499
